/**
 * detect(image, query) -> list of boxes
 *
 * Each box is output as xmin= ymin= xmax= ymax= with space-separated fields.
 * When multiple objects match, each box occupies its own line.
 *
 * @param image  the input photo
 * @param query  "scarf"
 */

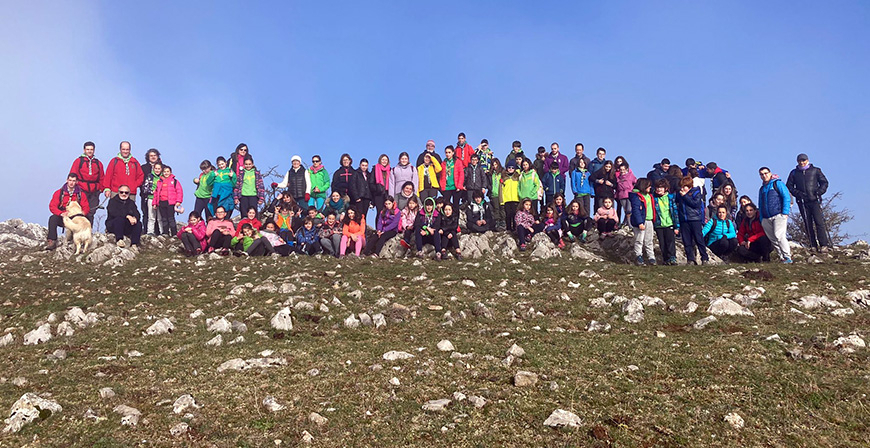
xmin=328 ymin=197 xmax=345 ymax=211
xmin=798 ymin=164 xmax=810 ymax=171
xmin=374 ymin=163 xmax=391 ymax=186
xmin=81 ymin=154 xmax=96 ymax=175
xmin=310 ymin=164 xmax=324 ymax=174
xmin=117 ymin=153 xmax=132 ymax=176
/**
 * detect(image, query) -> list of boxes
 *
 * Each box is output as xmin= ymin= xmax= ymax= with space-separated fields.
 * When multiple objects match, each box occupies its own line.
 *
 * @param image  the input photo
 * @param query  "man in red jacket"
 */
xmin=46 ymin=173 xmax=90 ymax=250
xmin=69 ymin=141 xmax=104 ymax=223
xmin=455 ymin=132 xmax=474 ymax=168
xmin=103 ymin=141 xmax=144 ymax=199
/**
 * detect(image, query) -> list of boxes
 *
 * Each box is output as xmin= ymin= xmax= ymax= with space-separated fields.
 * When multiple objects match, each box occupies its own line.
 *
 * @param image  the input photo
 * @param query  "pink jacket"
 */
xmin=594 ymin=206 xmax=618 ymax=222
xmin=177 ymin=220 xmax=207 ymax=248
xmin=152 ymin=174 xmax=184 ymax=206
xmin=205 ymin=218 xmax=235 ymax=237
xmin=615 ymin=169 xmax=637 ymax=199
xmin=400 ymin=207 xmax=418 ymax=231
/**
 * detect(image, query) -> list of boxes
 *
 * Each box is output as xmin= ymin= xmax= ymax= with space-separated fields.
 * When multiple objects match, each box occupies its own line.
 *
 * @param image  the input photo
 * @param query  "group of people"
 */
xmin=46 ymin=136 xmax=833 ymax=264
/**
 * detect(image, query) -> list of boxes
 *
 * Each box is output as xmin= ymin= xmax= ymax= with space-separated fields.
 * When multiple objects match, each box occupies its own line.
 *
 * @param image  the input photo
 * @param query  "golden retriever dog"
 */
xmin=61 ymin=200 xmax=93 ymax=255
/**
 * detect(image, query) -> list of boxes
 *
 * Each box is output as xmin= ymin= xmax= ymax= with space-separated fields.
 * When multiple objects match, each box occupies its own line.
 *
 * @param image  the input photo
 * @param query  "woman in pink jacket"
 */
xmin=152 ymin=165 xmax=184 ymax=236
xmin=615 ymin=162 xmax=637 ymax=227
xmin=177 ymin=212 xmax=207 ymax=256
xmin=205 ymin=206 xmax=235 ymax=254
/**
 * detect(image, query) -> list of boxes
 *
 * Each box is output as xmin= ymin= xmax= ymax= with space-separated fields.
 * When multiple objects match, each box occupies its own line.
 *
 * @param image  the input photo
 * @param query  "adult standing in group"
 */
xmin=69 ymin=141 xmax=104 ymax=223
xmin=588 ymin=147 xmax=608 ymax=176
xmin=371 ymin=154 xmax=392 ymax=217
xmin=331 ymin=154 xmax=355 ymax=200
xmin=233 ymin=156 xmax=265 ymax=216
xmin=786 ymin=153 xmax=831 ymax=252
xmin=278 ymin=155 xmax=311 ymax=209
xmin=545 ymin=142 xmax=569 ymax=177
xmin=390 ymin=152 xmax=417 ymax=198
xmin=349 ymin=158 xmax=373 ymax=219
xmin=307 ymin=155 xmax=330 ymax=211
xmin=105 ymin=185 xmax=141 ymax=248
xmin=757 ymin=166 xmax=792 ymax=263
xmin=417 ymin=152 xmax=441 ymax=202
xmin=416 ymin=140 xmax=442 ymax=167
xmin=568 ymin=143 xmax=591 ymax=173
xmin=227 ymin=143 xmax=250 ymax=179
xmin=589 ymin=159 xmax=616 ymax=212
xmin=103 ymin=141 xmax=144 ymax=201
xmin=139 ymin=148 xmax=161 ymax=232
xmin=455 ymin=133 xmax=474 ymax=168
xmin=45 ymin=173 xmax=90 ymax=250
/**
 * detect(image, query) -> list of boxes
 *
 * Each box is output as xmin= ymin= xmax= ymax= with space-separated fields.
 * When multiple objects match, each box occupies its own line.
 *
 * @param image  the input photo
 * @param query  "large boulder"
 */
xmin=0 ymin=219 xmax=47 ymax=252
xmin=458 ymin=233 xmax=492 ymax=259
xmin=529 ymin=233 xmax=561 ymax=259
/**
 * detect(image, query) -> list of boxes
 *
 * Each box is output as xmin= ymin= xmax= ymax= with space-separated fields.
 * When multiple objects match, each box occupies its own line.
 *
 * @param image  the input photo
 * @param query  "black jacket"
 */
xmin=786 ymin=164 xmax=828 ymax=202
xmin=464 ymin=163 xmax=487 ymax=192
xmin=465 ymin=202 xmax=493 ymax=233
xmin=106 ymin=195 xmax=141 ymax=221
xmin=647 ymin=164 xmax=668 ymax=184
xmin=349 ymin=168 xmax=373 ymax=202
xmin=589 ymin=167 xmax=616 ymax=198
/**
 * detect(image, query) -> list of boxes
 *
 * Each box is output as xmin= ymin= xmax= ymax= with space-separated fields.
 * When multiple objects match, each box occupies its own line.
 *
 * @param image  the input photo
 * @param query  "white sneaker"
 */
xmin=117 ymin=240 xmax=126 ymax=248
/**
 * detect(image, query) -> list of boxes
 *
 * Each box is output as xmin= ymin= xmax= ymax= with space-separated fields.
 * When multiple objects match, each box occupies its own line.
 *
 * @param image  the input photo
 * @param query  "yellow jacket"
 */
xmin=417 ymin=159 xmax=442 ymax=193
xmin=501 ymin=174 xmax=520 ymax=204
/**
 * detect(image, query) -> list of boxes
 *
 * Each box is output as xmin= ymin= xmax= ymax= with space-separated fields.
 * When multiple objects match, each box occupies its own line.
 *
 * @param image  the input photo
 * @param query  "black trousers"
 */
xmin=47 ymin=215 xmax=65 ymax=241
xmin=106 ymin=216 xmax=141 ymax=246
xmin=798 ymin=200 xmax=830 ymax=248
xmin=84 ymin=191 xmax=100 ymax=223
xmin=157 ymin=201 xmax=177 ymax=235
xmin=247 ymin=238 xmax=274 ymax=256
xmin=415 ymin=232 xmax=441 ymax=252
xmin=208 ymin=232 xmax=232 ymax=250
xmin=140 ymin=195 xmax=151 ymax=234
xmin=516 ymin=225 xmax=533 ymax=244
xmin=180 ymin=232 xmax=203 ymax=253
xmin=402 ymin=229 xmax=415 ymax=245
xmin=709 ymin=237 xmax=738 ymax=258
xmin=194 ymin=197 xmax=213 ymax=220
xmin=681 ymin=220 xmax=709 ymax=262
xmin=736 ymin=236 xmax=772 ymax=262
xmin=238 ymin=196 xmax=259 ymax=218
xmin=442 ymin=190 xmax=462 ymax=211
xmin=440 ymin=229 xmax=459 ymax=251
xmin=366 ymin=230 xmax=397 ymax=256
xmin=419 ymin=188 xmax=439 ymax=203
xmin=504 ymin=202 xmax=519 ymax=231
xmin=297 ymin=241 xmax=322 ymax=256
xmin=596 ymin=218 xmax=617 ymax=234
xmin=655 ymin=226 xmax=677 ymax=261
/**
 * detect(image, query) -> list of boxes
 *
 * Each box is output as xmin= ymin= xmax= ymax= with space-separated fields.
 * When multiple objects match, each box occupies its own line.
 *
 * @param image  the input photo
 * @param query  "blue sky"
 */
xmin=2 ymin=1 xmax=868 ymax=238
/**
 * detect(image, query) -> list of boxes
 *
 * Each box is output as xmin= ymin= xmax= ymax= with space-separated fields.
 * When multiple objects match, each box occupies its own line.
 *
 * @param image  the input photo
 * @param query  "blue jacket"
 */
xmin=629 ymin=191 xmax=656 ymax=227
xmin=589 ymin=158 xmax=607 ymax=177
xmin=570 ymin=169 xmax=593 ymax=196
xmin=653 ymin=193 xmax=680 ymax=229
xmin=702 ymin=218 xmax=737 ymax=246
xmin=676 ymin=187 xmax=705 ymax=222
xmin=295 ymin=226 xmax=319 ymax=245
xmin=758 ymin=178 xmax=791 ymax=219
xmin=542 ymin=171 xmax=565 ymax=197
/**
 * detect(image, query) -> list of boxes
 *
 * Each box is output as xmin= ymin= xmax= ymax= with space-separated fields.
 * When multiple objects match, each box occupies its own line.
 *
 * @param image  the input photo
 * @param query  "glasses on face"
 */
xmin=119 ymin=191 xmax=130 ymax=195
xmin=312 ymin=159 xmax=321 ymax=163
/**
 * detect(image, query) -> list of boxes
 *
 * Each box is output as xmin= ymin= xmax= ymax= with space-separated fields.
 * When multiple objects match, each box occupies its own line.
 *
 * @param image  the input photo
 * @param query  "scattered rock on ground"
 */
xmin=270 ymin=307 xmax=293 ymax=331
xmin=421 ymin=399 xmax=451 ymax=412
xmin=23 ymin=324 xmax=52 ymax=345
xmin=2 ymin=393 xmax=62 ymax=433
xmin=514 ymin=371 xmax=539 ymax=387
xmin=543 ymin=408 xmax=582 ymax=428
xmin=143 ymin=318 xmax=174 ymax=336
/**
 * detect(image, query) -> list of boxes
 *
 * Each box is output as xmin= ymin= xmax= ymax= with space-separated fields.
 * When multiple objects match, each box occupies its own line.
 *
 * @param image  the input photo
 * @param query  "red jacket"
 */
xmin=439 ymin=158 xmax=466 ymax=192
xmin=737 ymin=215 xmax=766 ymax=244
xmin=50 ymin=185 xmax=90 ymax=216
xmin=69 ymin=156 xmax=105 ymax=193
xmin=104 ymin=156 xmax=144 ymax=193
xmin=152 ymin=174 xmax=184 ymax=206
xmin=235 ymin=218 xmax=262 ymax=236
xmin=177 ymin=220 xmax=207 ymax=248
xmin=455 ymin=143 xmax=474 ymax=168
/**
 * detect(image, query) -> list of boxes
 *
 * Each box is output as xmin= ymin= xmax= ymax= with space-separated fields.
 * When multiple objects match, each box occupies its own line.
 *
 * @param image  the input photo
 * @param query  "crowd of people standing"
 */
xmin=45 ymin=135 xmax=832 ymax=264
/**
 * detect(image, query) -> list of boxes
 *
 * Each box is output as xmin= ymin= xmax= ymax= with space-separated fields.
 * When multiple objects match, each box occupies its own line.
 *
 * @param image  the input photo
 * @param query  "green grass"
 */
xmin=0 ymin=249 xmax=868 ymax=447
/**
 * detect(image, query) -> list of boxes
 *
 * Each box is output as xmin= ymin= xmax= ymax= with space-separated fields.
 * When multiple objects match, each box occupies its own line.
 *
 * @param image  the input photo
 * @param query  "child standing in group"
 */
xmin=193 ymin=160 xmax=215 ymax=219
xmin=417 ymin=153 xmax=442 ymax=203
xmin=144 ymin=162 xmax=163 ymax=235
xmin=594 ymin=197 xmax=618 ymax=237
xmin=561 ymin=199 xmax=593 ymax=243
xmin=340 ymin=207 xmax=366 ymax=257
xmin=438 ymin=203 xmax=462 ymax=260
xmin=177 ymin=212 xmax=207 ymax=256
xmin=489 ymin=159 xmax=506 ymax=231
xmin=414 ymin=197 xmax=441 ymax=258
xmin=570 ymin=158 xmax=593 ymax=216
xmin=295 ymin=217 xmax=322 ymax=255
xmin=210 ymin=157 xmax=236 ymax=217
xmin=318 ymin=211 xmax=344 ymax=257
xmin=677 ymin=176 xmax=710 ymax=265
xmin=542 ymin=162 xmax=565 ymax=209
xmin=464 ymin=153 xmax=487 ymax=207
xmin=652 ymin=179 xmax=680 ymax=265
xmin=518 ymin=159 xmax=542 ymax=215
xmin=629 ymin=178 xmax=656 ymax=266
xmin=502 ymin=160 xmax=520 ymax=231
xmin=615 ymin=162 xmax=637 ymax=227
xmin=233 ymin=156 xmax=265 ymax=217
xmin=515 ymin=199 xmax=538 ymax=251
xmin=152 ymin=165 xmax=183 ymax=236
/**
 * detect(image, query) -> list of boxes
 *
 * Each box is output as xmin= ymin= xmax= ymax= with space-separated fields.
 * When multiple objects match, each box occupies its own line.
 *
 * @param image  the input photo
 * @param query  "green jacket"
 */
xmin=518 ymin=170 xmax=541 ymax=200
xmin=308 ymin=166 xmax=330 ymax=195
xmin=194 ymin=171 xmax=215 ymax=199
xmin=231 ymin=233 xmax=259 ymax=251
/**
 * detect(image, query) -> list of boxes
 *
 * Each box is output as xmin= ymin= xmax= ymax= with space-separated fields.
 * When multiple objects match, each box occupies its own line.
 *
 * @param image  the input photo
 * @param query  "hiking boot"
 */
xmin=648 ymin=259 xmax=657 ymax=266
xmin=701 ymin=259 xmax=709 ymax=266
xmin=400 ymin=240 xmax=411 ymax=249
xmin=233 ymin=250 xmax=244 ymax=257
xmin=519 ymin=244 xmax=527 ymax=252
xmin=455 ymin=252 xmax=463 ymax=261
xmin=558 ymin=240 xmax=566 ymax=249
xmin=44 ymin=239 xmax=57 ymax=251
xmin=635 ymin=256 xmax=645 ymax=266
xmin=783 ymin=258 xmax=793 ymax=264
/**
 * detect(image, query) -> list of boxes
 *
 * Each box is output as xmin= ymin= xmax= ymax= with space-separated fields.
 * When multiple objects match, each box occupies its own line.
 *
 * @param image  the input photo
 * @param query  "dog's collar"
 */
xmin=68 ymin=213 xmax=87 ymax=220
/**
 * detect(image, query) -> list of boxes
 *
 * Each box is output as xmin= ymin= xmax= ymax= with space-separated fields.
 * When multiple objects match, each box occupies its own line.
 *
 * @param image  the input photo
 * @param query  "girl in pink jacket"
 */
xmin=615 ymin=163 xmax=637 ymax=227
xmin=178 ymin=212 xmax=207 ymax=256
xmin=594 ymin=197 xmax=618 ymax=237
xmin=152 ymin=165 xmax=184 ymax=235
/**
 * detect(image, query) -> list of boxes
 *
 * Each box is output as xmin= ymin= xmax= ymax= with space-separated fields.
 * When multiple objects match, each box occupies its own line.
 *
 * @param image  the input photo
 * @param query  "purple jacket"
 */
xmin=544 ymin=153 xmax=570 ymax=176
xmin=377 ymin=208 xmax=401 ymax=232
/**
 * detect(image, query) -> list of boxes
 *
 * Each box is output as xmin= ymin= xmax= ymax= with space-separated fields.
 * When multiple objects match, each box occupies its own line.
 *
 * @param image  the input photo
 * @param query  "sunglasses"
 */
xmin=119 ymin=191 xmax=130 ymax=195
xmin=312 ymin=159 xmax=321 ymax=163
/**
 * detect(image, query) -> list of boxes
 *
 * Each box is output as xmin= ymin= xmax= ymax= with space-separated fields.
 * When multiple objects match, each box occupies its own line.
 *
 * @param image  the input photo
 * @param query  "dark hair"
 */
xmin=442 ymin=202 xmax=454 ymax=214
xmin=667 ymin=165 xmax=682 ymax=176
xmin=717 ymin=205 xmax=729 ymax=213
xmin=215 ymin=206 xmax=227 ymax=214
xmin=384 ymin=195 xmax=395 ymax=204
xmin=243 ymin=155 xmax=253 ymax=163
xmin=407 ymin=196 xmax=419 ymax=207
xmin=596 ymin=147 xmax=606 ymax=154
xmin=312 ymin=154 xmax=322 ymax=162
xmin=602 ymin=160 xmax=614 ymax=170
xmin=634 ymin=178 xmax=652 ymax=192
xmin=302 ymin=217 xmax=314 ymax=225
xmin=491 ymin=158 xmax=504 ymax=174
xmin=619 ymin=161 xmax=630 ymax=169
xmin=568 ymin=199 xmax=587 ymax=217
xmin=458 ymin=132 xmax=466 ymax=138
xmin=445 ymin=145 xmax=455 ymax=151
xmin=399 ymin=151 xmax=409 ymax=161
xmin=654 ymin=179 xmax=670 ymax=191
xmin=435 ymin=197 xmax=445 ymax=206
xmin=240 ymin=223 xmax=253 ymax=232
xmin=83 ymin=141 xmax=95 ymax=149
xmin=188 ymin=211 xmax=200 ymax=220
xmin=512 ymin=140 xmax=522 ymax=148
xmin=401 ymin=181 xmax=414 ymax=191
xmin=472 ymin=190 xmax=484 ymax=200
xmin=551 ymin=142 xmax=559 ymax=148
xmin=661 ymin=158 xmax=671 ymax=165
xmin=688 ymin=168 xmax=699 ymax=178
xmin=342 ymin=207 xmax=362 ymax=225
xmin=685 ymin=158 xmax=696 ymax=166
xmin=235 ymin=143 xmax=248 ymax=152
xmin=200 ymin=160 xmax=212 ymax=171
xmin=307 ymin=206 xmax=318 ymax=213
xmin=550 ymin=162 xmax=559 ymax=170
xmin=359 ymin=158 xmax=369 ymax=165
xmin=162 ymin=164 xmax=172 ymax=172
xmin=119 ymin=141 xmax=131 ymax=149
xmin=521 ymin=198 xmax=532 ymax=208
xmin=707 ymin=162 xmax=718 ymax=171
xmin=759 ymin=166 xmax=770 ymax=173
xmin=471 ymin=153 xmax=480 ymax=160
xmin=537 ymin=146 xmax=546 ymax=154
xmin=325 ymin=210 xmax=337 ymax=218
xmin=263 ymin=220 xmax=277 ymax=229
xmin=145 ymin=148 xmax=160 ymax=161
xmin=340 ymin=153 xmax=353 ymax=165
xmin=67 ymin=172 xmax=78 ymax=180
xmin=481 ymin=139 xmax=488 ymax=144
xmin=216 ymin=156 xmax=226 ymax=165
xmin=739 ymin=195 xmax=752 ymax=203
xmin=521 ymin=158 xmax=533 ymax=171
xmin=575 ymin=143 xmax=584 ymax=150
xmin=246 ymin=207 xmax=258 ymax=218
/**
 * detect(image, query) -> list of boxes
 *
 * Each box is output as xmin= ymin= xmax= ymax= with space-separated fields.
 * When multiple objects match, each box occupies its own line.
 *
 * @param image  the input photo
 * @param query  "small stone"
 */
xmin=834 ymin=334 xmax=866 ymax=354
xmin=656 ymin=331 xmax=666 ymax=338
xmin=382 ymin=351 xmax=415 ymax=361
xmin=307 ymin=368 xmax=320 ymax=377
xmin=680 ymin=302 xmax=699 ymax=314
xmin=344 ymin=314 xmax=361 ymax=329
xmin=830 ymin=308 xmax=854 ymax=317
xmin=263 ymin=396 xmax=286 ymax=412
xmin=543 ymin=409 xmax=582 ymax=428
xmin=206 ymin=334 xmax=223 ymax=346
xmin=113 ymin=404 xmax=141 ymax=426
xmin=586 ymin=320 xmax=611 ymax=332
xmin=172 ymin=394 xmax=200 ymax=414
xmin=467 ymin=395 xmax=487 ymax=408
xmin=207 ymin=317 xmax=232 ymax=333
xmin=83 ymin=408 xmax=104 ymax=422
xmin=514 ymin=371 xmax=539 ymax=387
xmin=724 ymin=412 xmax=744 ymax=429
xmin=358 ymin=313 xmax=373 ymax=327
xmin=48 ymin=349 xmax=67 ymax=361
xmin=622 ymin=299 xmax=645 ymax=323
xmin=707 ymin=297 xmax=754 ymax=317
xmin=437 ymin=340 xmax=455 ymax=352
xmin=506 ymin=344 xmax=525 ymax=358
xmin=389 ymin=377 xmax=400 ymax=386
xmin=461 ymin=279 xmax=477 ymax=288
xmin=23 ymin=323 xmax=52 ymax=345
xmin=309 ymin=412 xmax=328 ymax=426
xmin=11 ymin=377 xmax=27 ymax=387
xmin=189 ymin=309 xmax=204 ymax=319
xmin=693 ymin=315 xmax=718 ymax=330
xmin=56 ymin=322 xmax=75 ymax=337
xmin=301 ymin=430 xmax=314 ymax=443
xmin=348 ymin=290 xmax=363 ymax=299
xmin=790 ymin=295 xmax=841 ymax=310
xmin=372 ymin=313 xmax=386 ymax=328
xmin=170 ymin=422 xmax=189 ymax=436
xmin=421 ymin=399 xmax=451 ymax=412
xmin=0 ymin=333 xmax=15 ymax=347
xmin=270 ymin=307 xmax=293 ymax=331
xmin=143 ymin=318 xmax=174 ymax=336
xmin=99 ymin=388 xmax=116 ymax=399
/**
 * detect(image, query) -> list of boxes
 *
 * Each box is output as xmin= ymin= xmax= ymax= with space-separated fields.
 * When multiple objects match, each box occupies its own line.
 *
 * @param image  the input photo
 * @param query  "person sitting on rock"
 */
xmin=318 ymin=211 xmax=343 ymax=257
xmin=231 ymin=222 xmax=273 ymax=256
xmin=177 ymin=211 xmax=207 ymax=256
xmin=261 ymin=221 xmax=293 ymax=256
xmin=340 ymin=207 xmax=366 ymax=257
xmin=414 ymin=197 xmax=441 ymax=258
xmin=735 ymin=202 xmax=772 ymax=263
xmin=438 ymin=203 xmax=462 ymax=260
xmin=541 ymin=204 xmax=563 ymax=248
xmin=46 ymin=173 xmax=90 ymax=250
xmin=515 ymin=199 xmax=538 ymax=252
xmin=703 ymin=205 xmax=738 ymax=258
xmin=366 ymin=196 xmax=401 ymax=257
xmin=105 ymin=184 xmax=141 ymax=248
xmin=593 ymin=197 xmax=618 ymax=237
xmin=465 ymin=190 xmax=493 ymax=234
xmin=399 ymin=196 xmax=420 ymax=250
xmin=294 ymin=217 xmax=321 ymax=256
xmin=205 ymin=206 xmax=235 ymax=255
xmin=561 ymin=199 xmax=593 ymax=243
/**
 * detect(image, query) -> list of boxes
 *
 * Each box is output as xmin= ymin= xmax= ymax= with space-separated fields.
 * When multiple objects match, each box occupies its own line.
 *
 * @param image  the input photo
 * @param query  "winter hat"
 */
xmin=506 ymin=159 xmax=518 ymax=170
xmin=291 ymin=155 xmax=302 ymax=164
xmin=426 ymin=139 xmax=435 ymax=148
xmin=797 ymin=153 xmax=808 ymax=162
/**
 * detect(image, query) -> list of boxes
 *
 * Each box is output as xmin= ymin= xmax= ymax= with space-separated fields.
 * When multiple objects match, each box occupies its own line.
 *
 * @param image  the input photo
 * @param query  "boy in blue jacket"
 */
xmin=542 ymin=162 xmax=565 ymax=209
